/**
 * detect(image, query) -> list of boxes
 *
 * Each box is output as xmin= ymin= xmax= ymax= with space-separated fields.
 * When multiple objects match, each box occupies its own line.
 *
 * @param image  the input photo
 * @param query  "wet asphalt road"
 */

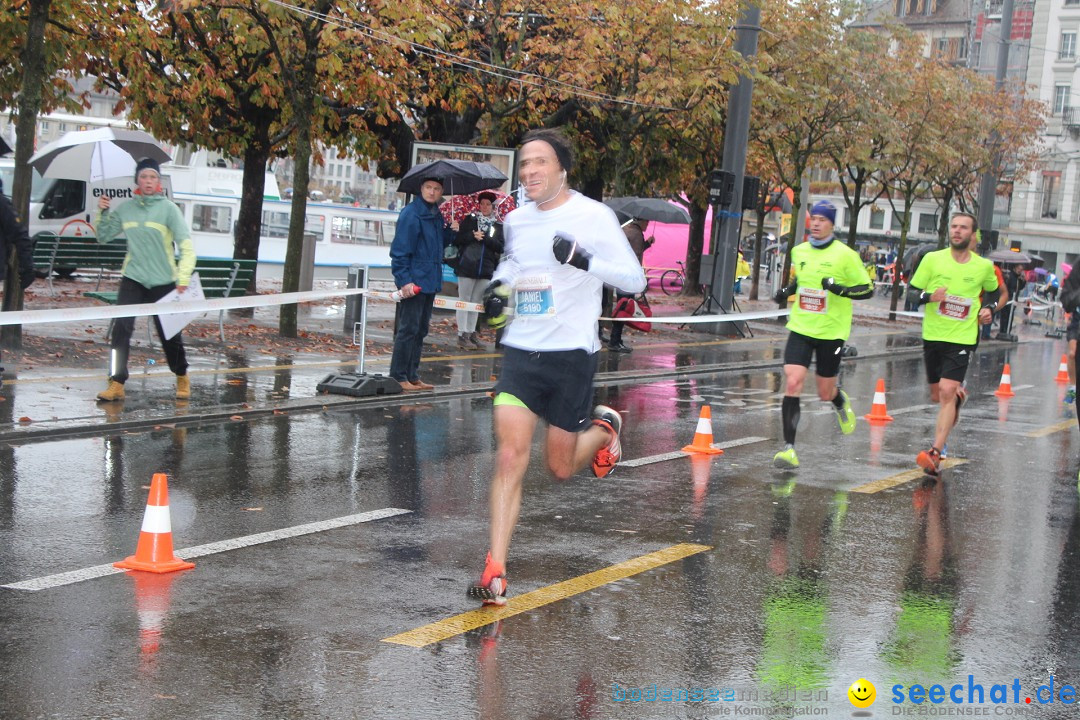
xmin=0 ymin=331 xmax=1078 ymax=720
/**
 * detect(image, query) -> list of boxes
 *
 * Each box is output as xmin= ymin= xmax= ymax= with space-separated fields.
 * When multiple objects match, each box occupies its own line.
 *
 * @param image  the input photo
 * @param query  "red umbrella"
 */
xmin=440 ymin=190 xmax=516 ymax=225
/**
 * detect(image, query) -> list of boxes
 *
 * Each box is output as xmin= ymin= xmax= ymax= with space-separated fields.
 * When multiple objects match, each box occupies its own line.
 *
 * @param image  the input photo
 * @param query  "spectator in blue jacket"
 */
xmin=389 ymin=177 xmax=457 ymax=390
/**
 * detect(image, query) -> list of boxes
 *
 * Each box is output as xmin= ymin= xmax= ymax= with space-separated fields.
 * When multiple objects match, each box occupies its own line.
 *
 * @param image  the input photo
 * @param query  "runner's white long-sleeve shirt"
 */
xmin=493 ymin=192 xmax=646 ymax=353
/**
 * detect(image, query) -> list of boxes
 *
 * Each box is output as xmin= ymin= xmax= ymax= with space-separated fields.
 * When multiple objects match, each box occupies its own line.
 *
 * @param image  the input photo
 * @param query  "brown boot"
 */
xmin=176 ymin=374 xmax=191 ymax=399
xmin=96 ymin=380 xmax=125 ymax=402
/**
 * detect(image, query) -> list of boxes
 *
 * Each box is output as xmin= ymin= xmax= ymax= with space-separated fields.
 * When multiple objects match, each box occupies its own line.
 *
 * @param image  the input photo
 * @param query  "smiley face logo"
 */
xmin=848 ymin=678 xmax=876 ymax=708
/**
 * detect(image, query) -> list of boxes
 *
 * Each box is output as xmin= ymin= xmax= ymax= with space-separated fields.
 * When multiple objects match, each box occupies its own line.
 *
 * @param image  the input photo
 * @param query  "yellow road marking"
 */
xmin=1027 ymin=420 xmax=1075 ymax=438
xmin=382 ymin=543 xmax=712 ymax=648
xmin=851 ymin=458 xmax=967 ymax=494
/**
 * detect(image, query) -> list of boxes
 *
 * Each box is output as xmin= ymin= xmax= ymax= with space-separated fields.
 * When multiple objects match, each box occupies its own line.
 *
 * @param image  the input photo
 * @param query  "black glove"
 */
xmin=552 ymin=234 xmax=591 ymax=272
xmin=773 ymin=282 xmax=796 ymax=305
xmin=19 ymin=270 xmax=35 ymax=291
xmin=821 ymin=277 xmax=847 ymax=297
xmin=483 ymin=280 xmax=511 ymax=329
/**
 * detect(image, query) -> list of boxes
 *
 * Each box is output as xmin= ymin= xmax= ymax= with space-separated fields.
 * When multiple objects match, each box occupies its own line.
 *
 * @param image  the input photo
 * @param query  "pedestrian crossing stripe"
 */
xmin=382 ymin=543 xmax=712 ymax=648
xmin=851 ymin=458 xmax=968 ymax=494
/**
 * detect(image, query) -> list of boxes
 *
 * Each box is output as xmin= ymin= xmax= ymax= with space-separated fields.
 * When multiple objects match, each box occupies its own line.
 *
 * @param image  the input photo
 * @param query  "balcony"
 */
xmin=1064 ymin=107 xmax=1080 ymax=132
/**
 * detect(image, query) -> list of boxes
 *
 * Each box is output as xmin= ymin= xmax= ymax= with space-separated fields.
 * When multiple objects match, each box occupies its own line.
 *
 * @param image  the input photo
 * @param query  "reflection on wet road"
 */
xmin=0 ymin=337 xmax=1078 ymax=718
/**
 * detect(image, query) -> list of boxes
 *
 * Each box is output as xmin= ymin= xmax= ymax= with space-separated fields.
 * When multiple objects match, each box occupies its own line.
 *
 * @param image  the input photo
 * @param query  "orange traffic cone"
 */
xmin=1056 ymin=355 xmax=1070 ymax=384
xmin=994 ymin=363 xmax=1016 ymax=398
xmin=114 ymin=473 xmax=195 ymax=573
xmin=863 ymin=378 xmax=894 ymax=424
xmin=682 ymin=406 xmax=724 ymax=455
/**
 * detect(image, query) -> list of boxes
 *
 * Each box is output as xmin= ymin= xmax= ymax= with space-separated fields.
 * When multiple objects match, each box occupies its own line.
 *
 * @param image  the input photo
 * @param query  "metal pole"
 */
xmin=975 ymin=0 xmax=1015 ymax=252
xmin=707 ymin=1 xmax=761 ymax=335
xmin=356 ymin=265 xmax=369 ymax=374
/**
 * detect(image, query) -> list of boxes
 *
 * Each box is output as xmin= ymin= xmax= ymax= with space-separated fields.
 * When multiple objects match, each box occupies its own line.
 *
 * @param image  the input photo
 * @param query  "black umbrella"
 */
xmin=988 ymin=249 xmax=1032 ymax=264
xmin=903 ymin=244 xmax=935 ymax=276
xmin=397 ymin=159 xmax=507 ymax=196
xmin=603 ymin=197 xmax=691 ymax=224
xmin=0 ymin=136 xmax=11 ymax=157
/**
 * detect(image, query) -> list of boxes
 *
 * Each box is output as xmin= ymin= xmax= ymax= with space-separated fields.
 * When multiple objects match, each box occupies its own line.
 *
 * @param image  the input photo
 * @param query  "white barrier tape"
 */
xmin=0 ymin=287 xmax=370 ymax=326
xmin=385 ymin=291 xmax=791 ymax=324
xmin=596 ymin=309 xmax=790 ymax=324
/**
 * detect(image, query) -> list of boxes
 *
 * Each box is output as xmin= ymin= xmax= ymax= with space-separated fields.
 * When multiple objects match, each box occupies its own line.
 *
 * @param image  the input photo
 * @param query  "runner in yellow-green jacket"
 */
xmin=906 ymin=212 xmax=1002 ymax=476
xmin=771 ymin=201 xmax=873 ymax=469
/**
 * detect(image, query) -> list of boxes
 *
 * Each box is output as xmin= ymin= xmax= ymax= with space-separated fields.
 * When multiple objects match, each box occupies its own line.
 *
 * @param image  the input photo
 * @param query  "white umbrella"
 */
xmin=28 ymin=128 xmax=171 ymax=182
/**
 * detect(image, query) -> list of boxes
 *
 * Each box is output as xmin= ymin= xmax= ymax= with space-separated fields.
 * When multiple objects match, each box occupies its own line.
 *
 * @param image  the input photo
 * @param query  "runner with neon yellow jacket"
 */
xmin=906 ymin=212 xmax=1002 ymax=476
xmin=771 ymin=201 xmax=873 ymax=469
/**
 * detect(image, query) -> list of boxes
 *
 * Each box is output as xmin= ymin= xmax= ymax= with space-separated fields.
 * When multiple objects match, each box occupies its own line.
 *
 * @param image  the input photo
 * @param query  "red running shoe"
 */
xmin=591 ymin=405 xmax=623 ymax=478
xmin=916 ymin=447 xmax=942 ymax=476
xmin=467 ymin=552 xmax=508 ymax=606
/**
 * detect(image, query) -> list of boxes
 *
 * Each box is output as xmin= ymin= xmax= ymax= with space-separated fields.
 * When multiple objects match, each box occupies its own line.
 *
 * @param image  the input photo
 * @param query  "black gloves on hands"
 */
xmin=552 ymin=234 xmax=591 ymax=272
xmin=483 ymin=280 xmax=511 ymax=329
xmin=19 ymin=269 xmax=35 ymax=291
xmin=773 ymin=282 xmax=796 ymax=305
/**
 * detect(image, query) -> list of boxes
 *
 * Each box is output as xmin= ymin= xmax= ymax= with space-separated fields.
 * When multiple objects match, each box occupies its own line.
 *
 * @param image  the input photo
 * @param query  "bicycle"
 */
xmin=660 ymin=261 xmax=686 ymax=296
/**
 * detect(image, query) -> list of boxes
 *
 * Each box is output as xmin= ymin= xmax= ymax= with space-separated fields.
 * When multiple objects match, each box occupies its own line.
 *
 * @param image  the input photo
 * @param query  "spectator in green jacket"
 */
xmin=94 ymin=158 xmax=196 ymax=403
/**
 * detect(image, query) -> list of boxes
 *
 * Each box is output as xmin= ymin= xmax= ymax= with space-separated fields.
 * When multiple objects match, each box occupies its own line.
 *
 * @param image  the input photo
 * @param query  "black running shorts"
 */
xmin=782 ymin=331 xmax=845 ymax=378
xmin=923 ymin=340 xmax=975 ymax=384
xmin=1068 ymin=312 xmax=1080 ymax=342
xmin=494 ymin=346 xmax=599 ymax=432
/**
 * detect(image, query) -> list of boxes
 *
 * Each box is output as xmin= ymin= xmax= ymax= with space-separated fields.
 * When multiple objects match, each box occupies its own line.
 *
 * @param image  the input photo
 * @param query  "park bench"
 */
xmin=85 ymin=257 xmax=257 ymax=342
xmin=32 ymin=233 xmax=127 ymax=296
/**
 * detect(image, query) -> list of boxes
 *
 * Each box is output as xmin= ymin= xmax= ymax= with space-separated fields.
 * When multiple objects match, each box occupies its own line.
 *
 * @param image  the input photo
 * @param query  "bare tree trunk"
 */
xmin=2 ymin=0 xmax=52 ymax=350
xmin=232 ymin=143 xmax=269 ymax=318
xmin=682 ymin=203 xmax=707 ymax=297
xmin=888 ymin=189 xmax=916 ymax=321
xmin=845 ymin=176 xmax=864 ymax=249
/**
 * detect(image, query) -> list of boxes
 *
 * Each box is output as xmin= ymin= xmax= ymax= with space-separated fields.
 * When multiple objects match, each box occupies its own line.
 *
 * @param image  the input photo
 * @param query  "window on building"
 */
xmin=1062 ymin=32 xmax=1077 ymax=60
xmin=918 ymin=213 xmax=938 ymax=234
xmin=891 ymin=212 xmax=908 ymax=232
xmin=972 ymin=41 xmax=982 ymax=66
xmin=40 ymin=121 xmax=49 ymax=132
xmin=1055 ymin=84 xmax=1072 ymax=115
xmin=870 ymin=208 xmax=885 ymax=230
xmin=1067 ymin=0 xmax=1080 ymax=7
xmin=191 ymin=204 xmax=233 ymax=233
xmin=1041 ymin=172 xmax=1063 ymax=219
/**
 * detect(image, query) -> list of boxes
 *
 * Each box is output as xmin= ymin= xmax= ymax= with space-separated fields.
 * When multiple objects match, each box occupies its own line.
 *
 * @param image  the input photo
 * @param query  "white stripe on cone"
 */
xmin=140 ymin=504 xmax=172 ymax=534
xmin=872 ymin=391 xmax=886 ymax=404
xmin=695 ymin=417 xmax=712 ymax=434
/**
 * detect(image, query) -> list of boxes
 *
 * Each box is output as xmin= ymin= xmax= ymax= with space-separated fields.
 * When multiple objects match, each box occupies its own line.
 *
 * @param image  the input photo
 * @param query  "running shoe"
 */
xmin=916 ymin=447 xmax=942 ymax=476
xmin=953 ymin=384 xmax=968 ymax=427
xmin=940 ymin=443 xmax=948 ymax=459
xmin=1066 ymin=388 xmax=1076 ymax=405
xmin=467 ymin=552 xmax=508 ymax=606
xmin=591 ymin=405 xmax=623 ymax=478
xmin=773 ymin=445 xmax=799 ymax=469
xmin=835 ymin=390 xmax=856 ymax=435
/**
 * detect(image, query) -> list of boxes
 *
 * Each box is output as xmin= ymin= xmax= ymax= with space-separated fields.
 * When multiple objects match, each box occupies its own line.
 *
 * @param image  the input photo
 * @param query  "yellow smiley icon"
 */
xmin=848 ymin=678 xmax=876 ymax=708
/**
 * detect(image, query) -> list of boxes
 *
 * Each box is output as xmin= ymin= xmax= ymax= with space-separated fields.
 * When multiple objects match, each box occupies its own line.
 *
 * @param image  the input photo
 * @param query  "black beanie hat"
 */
xmin=135 ymin=157 xmax=161 ymax=179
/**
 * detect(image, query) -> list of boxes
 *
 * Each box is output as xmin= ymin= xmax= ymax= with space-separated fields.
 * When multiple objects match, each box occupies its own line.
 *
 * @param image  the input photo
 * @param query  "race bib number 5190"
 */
xmin=515 ymin=274 xmax=556 ymax=318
